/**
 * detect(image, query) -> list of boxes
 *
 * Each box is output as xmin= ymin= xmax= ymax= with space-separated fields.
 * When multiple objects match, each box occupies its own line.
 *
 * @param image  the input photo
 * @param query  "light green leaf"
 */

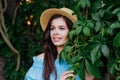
xmin=81 ymin=0 xmax=86 ymax=8
xmin=91 ymin=45 xmax=101 ymax=63
xmin=110 ymin=64 xmax=116 ymax=75
xmin=117 ymin=12 xmax=120 ymax=21
xmin=71 ymin=54 xmax=83 ymax=63
xmin=98 ymin=9 xmax=105 ymax=18
xmin=95 ymin=22 xmax=101 ymax=32
xmin=117 ymin=76 xmax=120 ymax=80
xmin=75 ymin=26 xmax=82 ymax=35
xmin=112 ymin=8 xmax=120 ymax=14
xmin=64 ymin=46 xmax=72 ymax=52
xmin=88 ymin=21 xmax=94 ymax=28
xmin=86 ymin=0 xmax=91 ymax=7
xmin=107 ymin=28 xmax=114 ymax=35
xmin=69 ymin=30 xmax=75 ymax=40
xmin=115 ymin=64 xmax=120 ymax=71
xmin=106 ymin=4 xmax=114 ymax=12
xmin=101 ymin=45 xmax=109 ymax=58
xmin=59 ymin=50 xmax=67 ymax=61
xmin=83 ymin=27 xmax=90 ymax=36
xmin=110 ymin=22 xmax=120 ymax=29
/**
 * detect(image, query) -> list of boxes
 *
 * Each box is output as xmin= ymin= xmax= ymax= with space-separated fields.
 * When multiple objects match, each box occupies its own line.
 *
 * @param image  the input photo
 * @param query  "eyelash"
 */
xmin=60 ymin=27 xmax=65 ymax=30
xmin=50 ymin=27 xmax=54 ymax=30
xmin=50 ymin=27 xmax=65 ymax=30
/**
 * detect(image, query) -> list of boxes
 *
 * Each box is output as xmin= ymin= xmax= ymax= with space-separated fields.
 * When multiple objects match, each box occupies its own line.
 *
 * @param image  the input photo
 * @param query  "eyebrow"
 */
xmin=51 ymin=25 xmax=66 ymax=27
xmin=59 ymin=25 xmax=66 ymax=27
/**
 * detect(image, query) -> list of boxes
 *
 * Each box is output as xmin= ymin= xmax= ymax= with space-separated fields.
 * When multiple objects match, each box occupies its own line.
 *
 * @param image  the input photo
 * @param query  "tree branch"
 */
xmin=12 ymin=4 xmax=19 ymax=25
xmin=0 ymin=0 xmax=20 ymax=71
xmin=3 ymin=0 xmax=7 ymax=12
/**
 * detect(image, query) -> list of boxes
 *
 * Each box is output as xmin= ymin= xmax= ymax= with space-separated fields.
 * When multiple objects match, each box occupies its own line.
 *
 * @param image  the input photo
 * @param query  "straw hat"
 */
xmin=40 ymin=8 xmax=77 ymax=31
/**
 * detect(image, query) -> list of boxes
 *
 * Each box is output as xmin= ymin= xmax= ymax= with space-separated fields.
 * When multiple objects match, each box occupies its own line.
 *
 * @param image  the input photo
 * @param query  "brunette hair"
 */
xmin=42 ymin=14 xmax=73 ymax=80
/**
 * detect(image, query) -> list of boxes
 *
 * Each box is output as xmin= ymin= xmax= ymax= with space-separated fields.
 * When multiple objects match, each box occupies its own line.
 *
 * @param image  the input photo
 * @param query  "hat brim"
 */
xmin=40 ymin=8 xmax=77 ymax=31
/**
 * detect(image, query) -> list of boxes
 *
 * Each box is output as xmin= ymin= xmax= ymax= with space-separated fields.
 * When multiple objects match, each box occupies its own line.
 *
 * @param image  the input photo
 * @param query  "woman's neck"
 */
xmin=57 ymin=46 xmax=63 ymax=56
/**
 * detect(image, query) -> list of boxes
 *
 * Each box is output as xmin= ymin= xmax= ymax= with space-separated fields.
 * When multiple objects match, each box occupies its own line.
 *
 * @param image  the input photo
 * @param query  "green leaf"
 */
xmin=69 ymin=30 xmax=76 ymax=40
xmin=85 ymin=60 xmax=102 ymax=78
xmin=92 ymin=13 xmax=100 ymax=21
xmin=83 ymin=27 xmax=90 ymax=36
xmin=113 ymin=32 xmax=120 ymax=47
xmin=106 ymin=4 xmax=114 ymax=12
xmin=80 ymin=0 xmax=86 ymax=8
xmin=71 ymin=54 xmax=83 ymax=63
xmin=93 ymin=59 xmax=104 ymax=67
xmin=60 ymin=45 xmax=74 ymax=63
xmin=117 ymin=12 xmax=120 ymax=21
xmin=86 ymin=0 xmax=91 ymax=7
xmin=115 ymin=64 xmax=120 ymax=71
xmin=95 ymin=22 xmax=101 ymax=32
xmin=98 ymin=9 xmax=105 ymax=18
xmin=64 ymin=46 xmax=72 ymax=52
xmin=91 ymin=1 xmax=102 ymax=11
xmin=112 ymin=8 xmax=120 ymax=14
xmin=59 ymin=50 xmax=68 ymax=61
xmin=75 ymin=26 xmax=82 ymax=35
xmin=110 ymin=64 xmax=116 ymax=75
xmin=101 ymin=45 xmax=109 ymax=58
xmin=88 ymin=22 xmax=94 ymax=28
xmin=110 ymin=22 xmax=120 ymax=29
xmin=79 ymin=61 xmax=85 ymax=80
xmin=107 ymin=27 xmax=114 ymax=35
xmin=91 ymin=45 xmax=101 ymax=63
xmin=73 ymin=21 xmax=81 ymax=29
xmin=117 ymin=76 xmax=120 ymax=80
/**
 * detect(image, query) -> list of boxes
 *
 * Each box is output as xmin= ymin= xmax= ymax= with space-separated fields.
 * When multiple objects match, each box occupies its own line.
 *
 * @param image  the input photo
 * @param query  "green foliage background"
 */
xmin=0 ymin=0 xmax=120 ymax=80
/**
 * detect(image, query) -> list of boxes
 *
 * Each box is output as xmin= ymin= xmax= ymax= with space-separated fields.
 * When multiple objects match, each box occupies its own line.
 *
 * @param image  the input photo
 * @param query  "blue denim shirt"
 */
xmin=24 ymin=56 xmax=80 ymax=80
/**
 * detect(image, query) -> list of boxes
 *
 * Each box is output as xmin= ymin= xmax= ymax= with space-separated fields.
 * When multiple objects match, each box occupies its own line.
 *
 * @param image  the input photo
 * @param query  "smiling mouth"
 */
xmin=53 ymin=37 xmax=61 ymax=42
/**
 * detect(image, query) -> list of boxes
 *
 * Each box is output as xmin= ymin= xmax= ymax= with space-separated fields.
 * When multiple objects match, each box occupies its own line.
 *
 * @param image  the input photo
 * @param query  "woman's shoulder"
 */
xmin=32 ymin=53 xmax=44 ymax=63
xmin=37 ymin=52 xmax=44 ymax=59
xmin=24 ymin=53 xmax=45 ymax=80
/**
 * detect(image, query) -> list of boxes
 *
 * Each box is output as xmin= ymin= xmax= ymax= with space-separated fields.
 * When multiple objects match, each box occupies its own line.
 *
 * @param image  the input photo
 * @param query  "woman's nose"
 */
xmin=53 ymin=29 xmax=58 ymax=35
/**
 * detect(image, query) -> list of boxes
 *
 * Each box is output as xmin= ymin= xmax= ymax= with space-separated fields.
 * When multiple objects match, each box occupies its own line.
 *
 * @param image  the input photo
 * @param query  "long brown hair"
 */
xmin=42 ymin=14 xmax=73 ymax=80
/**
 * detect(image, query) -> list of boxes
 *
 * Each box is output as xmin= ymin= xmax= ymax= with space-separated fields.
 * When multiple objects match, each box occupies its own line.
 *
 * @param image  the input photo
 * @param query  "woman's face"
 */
xmin=50 ymin=17 xmax=69 ymax=47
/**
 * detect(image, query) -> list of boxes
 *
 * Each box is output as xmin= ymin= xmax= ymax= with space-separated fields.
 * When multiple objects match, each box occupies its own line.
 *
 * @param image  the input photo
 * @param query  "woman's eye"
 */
xmin=60 ymin=27 xmax=65 ymax=30
xmin=50 ymin=27 xmax=54 ymax=30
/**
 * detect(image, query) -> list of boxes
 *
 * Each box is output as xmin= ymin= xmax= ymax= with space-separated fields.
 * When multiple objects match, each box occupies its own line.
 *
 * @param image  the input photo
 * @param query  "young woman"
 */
xmin=24 ymin=8 xmax=81 ymax=80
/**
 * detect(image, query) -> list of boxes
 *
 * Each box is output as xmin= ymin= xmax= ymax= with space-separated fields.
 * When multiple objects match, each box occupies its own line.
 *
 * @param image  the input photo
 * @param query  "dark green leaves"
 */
xmin=77 ymin=0 xmax=91 ymax=8
xmin=91 ymin=44 xmax=101 ymax=63
xmin=113 ymin=32 xmax=120 ymax=47
xmin=92 ymin=13 xmax=100 ymax=21
xmin=85 ymin=60 xmax=102 ymax=78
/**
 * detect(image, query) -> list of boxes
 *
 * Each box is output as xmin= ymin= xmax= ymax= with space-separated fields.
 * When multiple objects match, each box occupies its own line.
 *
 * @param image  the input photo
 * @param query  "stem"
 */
xmin=12 ymin=4 xmax=19 ymax=25
xmin=85 ymin=7 xmax=88 ymax=19
xmin=3 ymin=0 xmax=7 ymax=12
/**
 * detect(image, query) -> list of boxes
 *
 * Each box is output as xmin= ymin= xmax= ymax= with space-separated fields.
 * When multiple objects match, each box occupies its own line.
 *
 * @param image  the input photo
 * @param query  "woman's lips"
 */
xmin=53 ymin=37 xmax=61 ymax=42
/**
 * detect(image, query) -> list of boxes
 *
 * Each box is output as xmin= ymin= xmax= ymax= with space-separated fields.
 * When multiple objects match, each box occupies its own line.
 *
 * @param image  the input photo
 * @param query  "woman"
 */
xmin=24 ymin=8 xmax=79 ymax=80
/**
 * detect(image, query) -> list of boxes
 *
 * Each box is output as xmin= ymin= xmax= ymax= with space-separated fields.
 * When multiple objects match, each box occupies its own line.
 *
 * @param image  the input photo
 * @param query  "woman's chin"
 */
xmin=54 ymin=43 xmax=64 ymax=47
